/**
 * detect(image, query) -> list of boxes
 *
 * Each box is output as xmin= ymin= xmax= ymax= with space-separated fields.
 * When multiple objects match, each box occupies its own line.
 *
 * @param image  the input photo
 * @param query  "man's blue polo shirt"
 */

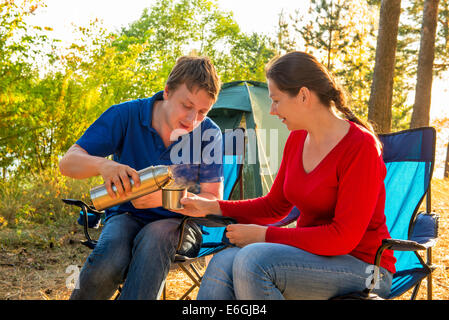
xmin=76 ymin=91 xmax=223 ymax=223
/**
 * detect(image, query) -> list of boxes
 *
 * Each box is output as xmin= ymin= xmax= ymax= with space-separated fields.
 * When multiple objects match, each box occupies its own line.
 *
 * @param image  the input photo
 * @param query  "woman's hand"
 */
xmin=170 ymin=193 xmax=221 ymax=217
xmin=226 ymin=224 xmax=268 ymax=247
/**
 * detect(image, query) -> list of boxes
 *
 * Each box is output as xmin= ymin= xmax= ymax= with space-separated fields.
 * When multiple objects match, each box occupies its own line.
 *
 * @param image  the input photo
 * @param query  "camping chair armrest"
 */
xmin=188 ymin=215 xmax=237 ymax=228
xmin=378 ymin=238 xmax=427 ymax=253
xmin=61 ymin=198 xmax=103 ymax=215
xmin=359 ymin=238 xmax=430 ymax=297
xmin=374 ymin=212 xmax=439 ymax=260
xmin=176 ymin=215 xmax=237 ymax=252
xmin=267 ymin=207 xmax=300 ymax=227
xmin=61 ymin=198 xmax=103 ymax=248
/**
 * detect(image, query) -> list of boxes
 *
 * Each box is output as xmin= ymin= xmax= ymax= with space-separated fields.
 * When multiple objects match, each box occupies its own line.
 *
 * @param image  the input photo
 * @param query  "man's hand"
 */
xmin=98 ymin=160 xmax=141 ymax=199
xmin=225 ymin=224 xmax=268 ymax=247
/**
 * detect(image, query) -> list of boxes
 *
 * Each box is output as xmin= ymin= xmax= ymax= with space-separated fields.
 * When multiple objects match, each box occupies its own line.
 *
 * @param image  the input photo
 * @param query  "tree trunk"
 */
xmin=410 ymin=0 xmax=440 ymax=128
xmin=368 ymin=0 xmax=402 ymax=133
xmin=445 ymin=141 xmax=449 ymax=178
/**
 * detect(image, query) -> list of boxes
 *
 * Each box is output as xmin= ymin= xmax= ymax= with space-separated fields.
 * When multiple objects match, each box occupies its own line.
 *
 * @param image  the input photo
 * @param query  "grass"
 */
xmin=0 ymin=177 xmax=448 ymax=300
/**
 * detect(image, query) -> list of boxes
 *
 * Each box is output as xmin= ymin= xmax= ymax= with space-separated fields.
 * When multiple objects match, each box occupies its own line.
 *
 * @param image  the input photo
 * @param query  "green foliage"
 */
xmin=228 ymin=33 xmax=276 ymax=82
xmin=0 ymin=0 xmax=278 ymax=228
xmin=435 ymin=0 xmax=449 ymax=73
xmin=291 ymin=0 xmax=379 ymax=119
xmin=0 ymin=0 xmax=63 ymax=174
xmin=0 ymin=167 xmax=101 ymax=227
xmin=0 ymin=0 xmax=279 ymax=178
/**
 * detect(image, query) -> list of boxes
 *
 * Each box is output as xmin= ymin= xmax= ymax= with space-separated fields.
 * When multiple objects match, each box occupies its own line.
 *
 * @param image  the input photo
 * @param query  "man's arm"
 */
xmin=59 ymin=144 xmax=108 ymax=179
xmin=197 ymin=181 xmax=223 ymax=200
xmin=59 ymin=144 xmax=140 ymax=199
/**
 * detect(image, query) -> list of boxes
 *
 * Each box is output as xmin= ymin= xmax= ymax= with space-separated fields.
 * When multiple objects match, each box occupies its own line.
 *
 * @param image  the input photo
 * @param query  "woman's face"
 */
xmin=267 ymin=79 xmax=304 ymax=131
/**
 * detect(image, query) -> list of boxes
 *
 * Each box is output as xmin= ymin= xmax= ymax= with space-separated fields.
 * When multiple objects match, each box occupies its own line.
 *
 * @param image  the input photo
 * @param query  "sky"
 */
xmin=29 ymin=0 xmax=307 ymax=43
xmin=27 ymin=0 xmax=449 ymax=177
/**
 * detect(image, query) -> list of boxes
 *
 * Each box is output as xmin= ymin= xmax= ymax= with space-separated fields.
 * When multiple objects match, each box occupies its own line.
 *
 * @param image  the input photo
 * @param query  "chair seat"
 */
xmin=388 ymin=268 xmax=430 ymax=299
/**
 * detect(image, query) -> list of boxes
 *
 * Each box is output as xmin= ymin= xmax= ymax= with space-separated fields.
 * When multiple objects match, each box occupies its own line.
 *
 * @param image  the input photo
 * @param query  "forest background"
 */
xmin=0 ymin=0 xmax=449 ymax=300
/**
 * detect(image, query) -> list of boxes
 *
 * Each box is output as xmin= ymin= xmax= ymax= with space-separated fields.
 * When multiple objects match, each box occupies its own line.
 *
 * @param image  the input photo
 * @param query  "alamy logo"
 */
xmin=169 ymin=128 xmax=281 ymax=175
xmin=65 ymin=265 xmax=80 ymax=290
xmin=365 ymin=265 xmax=381 ymax=290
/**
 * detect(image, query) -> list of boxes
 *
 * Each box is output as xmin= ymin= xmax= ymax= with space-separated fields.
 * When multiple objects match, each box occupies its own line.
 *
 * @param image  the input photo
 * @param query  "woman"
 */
xmin=176 ymin=51 xmax=396 ymax=300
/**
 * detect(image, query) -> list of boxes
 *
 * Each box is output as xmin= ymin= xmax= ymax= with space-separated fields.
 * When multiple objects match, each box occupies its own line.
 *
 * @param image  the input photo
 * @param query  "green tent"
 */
xmin=208 ymin=81 xmax=290 ymax=199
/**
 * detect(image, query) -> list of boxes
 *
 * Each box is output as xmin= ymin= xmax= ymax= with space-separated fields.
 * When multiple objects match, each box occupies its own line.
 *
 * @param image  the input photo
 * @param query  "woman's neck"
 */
xmin=306 ymin=107 xmax=349 ymax=147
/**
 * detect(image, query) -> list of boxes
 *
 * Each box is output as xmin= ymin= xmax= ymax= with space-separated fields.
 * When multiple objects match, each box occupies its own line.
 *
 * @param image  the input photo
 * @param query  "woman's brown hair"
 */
xmin=265 ymin=51 xmax=379 ymax=141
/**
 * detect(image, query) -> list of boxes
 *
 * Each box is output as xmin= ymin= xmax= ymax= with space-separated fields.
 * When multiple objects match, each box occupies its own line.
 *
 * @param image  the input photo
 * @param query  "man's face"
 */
xmin=163 ymin=83 xmax=215 ymax=135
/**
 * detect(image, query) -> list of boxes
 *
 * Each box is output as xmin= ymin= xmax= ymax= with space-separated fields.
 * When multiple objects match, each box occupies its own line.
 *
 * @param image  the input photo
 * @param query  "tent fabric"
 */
xmin=378 ymin=127 xmax=436 ymax=299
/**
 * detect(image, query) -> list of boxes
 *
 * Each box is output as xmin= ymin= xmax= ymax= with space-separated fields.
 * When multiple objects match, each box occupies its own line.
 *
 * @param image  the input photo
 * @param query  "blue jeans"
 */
xmin=70 ymin=213 xmax=202 ymax=300
xmin=197 ymin=243 xmax=393 ymax=300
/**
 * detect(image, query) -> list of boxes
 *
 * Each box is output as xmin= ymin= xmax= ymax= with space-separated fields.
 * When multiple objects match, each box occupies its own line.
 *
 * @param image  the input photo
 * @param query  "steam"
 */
xmin=167 ymin=164 xmax=197 ymax=190
xmin=167 ymin=163 xmax=222 ymax=194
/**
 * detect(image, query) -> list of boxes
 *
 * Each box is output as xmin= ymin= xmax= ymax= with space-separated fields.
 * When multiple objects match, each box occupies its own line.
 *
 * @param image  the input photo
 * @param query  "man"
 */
xmin=59 ymin=56 xmax=223 ymax=300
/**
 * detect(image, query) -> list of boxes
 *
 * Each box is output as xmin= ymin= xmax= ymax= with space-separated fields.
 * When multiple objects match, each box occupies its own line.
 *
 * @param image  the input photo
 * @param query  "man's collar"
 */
xmin=140 ymin=90 xmax=164 ymax=128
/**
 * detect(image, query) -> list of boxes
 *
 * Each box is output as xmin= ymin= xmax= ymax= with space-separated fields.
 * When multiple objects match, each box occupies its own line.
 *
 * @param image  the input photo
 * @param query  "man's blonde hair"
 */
xmin=166 ymin=56 xmax=221 ymax=101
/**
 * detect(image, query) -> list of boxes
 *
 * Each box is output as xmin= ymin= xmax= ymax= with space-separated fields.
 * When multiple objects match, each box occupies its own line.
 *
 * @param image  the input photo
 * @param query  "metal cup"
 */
xmin=162 ymin=188 xmax=187 ymax=210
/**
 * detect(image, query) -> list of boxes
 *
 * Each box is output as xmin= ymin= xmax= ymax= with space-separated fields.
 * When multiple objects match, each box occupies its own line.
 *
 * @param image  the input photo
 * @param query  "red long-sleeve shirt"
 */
xmin=219 ymin=121 xmax=396 ymax=274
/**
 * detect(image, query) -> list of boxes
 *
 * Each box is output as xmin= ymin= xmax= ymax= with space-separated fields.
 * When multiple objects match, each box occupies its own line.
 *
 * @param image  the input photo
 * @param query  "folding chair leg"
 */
xmin=411 ymin=282 xmax=421 ymax=300
xmin=189 ymin=263 xmax=203 ymax=282
xmin=114 ymin=285 xmax=122 ymax=300
xmin=179 ymin=264 xmax=202 ymax=287
xmin=176 ymin=263 xmax=203 ymax=300
xmin=427 ymin=247 xmax=433 ymax=300
xmin=179 ymin=284 xmax=197 ymax=300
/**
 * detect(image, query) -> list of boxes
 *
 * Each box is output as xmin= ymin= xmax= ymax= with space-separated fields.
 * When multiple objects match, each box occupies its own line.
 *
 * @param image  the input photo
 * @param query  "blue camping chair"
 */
xmin=376 ymin=126 xmax=438 ymax=300
xmin=62 ymin=128 xmax=246 ymax=299
xmin=333 ymin=126 xmax=439 ymax=300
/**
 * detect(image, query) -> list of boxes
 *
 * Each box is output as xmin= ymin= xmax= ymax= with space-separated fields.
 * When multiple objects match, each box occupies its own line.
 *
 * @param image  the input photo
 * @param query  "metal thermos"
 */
xmin=90 ymin=165 xmax=173 ymax=210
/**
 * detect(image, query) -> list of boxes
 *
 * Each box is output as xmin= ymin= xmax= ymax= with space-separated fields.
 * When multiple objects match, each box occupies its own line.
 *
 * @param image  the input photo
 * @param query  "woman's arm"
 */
xmin=176 ymin=132 xmax=296 ymax=224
